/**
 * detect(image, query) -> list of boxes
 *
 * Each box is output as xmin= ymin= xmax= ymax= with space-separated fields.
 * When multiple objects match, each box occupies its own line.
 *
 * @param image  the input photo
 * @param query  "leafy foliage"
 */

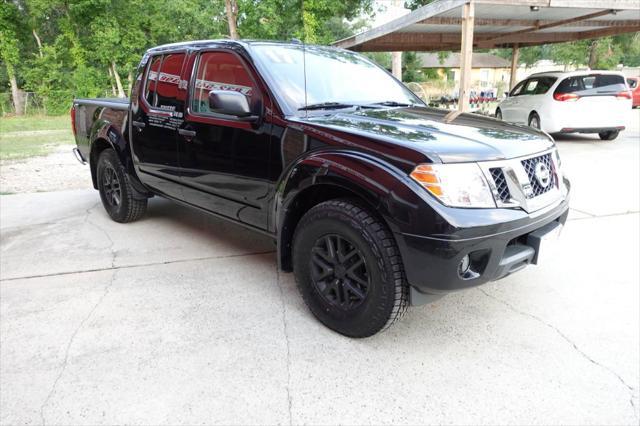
xmin=0 ymin=0 xmax=371 ymax=114
xmin=402 ymin=52 xmax=426 ymax=82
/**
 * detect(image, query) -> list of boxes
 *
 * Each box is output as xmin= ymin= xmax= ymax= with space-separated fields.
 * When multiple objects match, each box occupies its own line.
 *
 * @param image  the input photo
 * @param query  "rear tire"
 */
xmin=292 ymin=199 xmax=408 ymax=338
xmin=598 ymin=130 xmax=619 ymax=141
xmin=495 ymin=109 xmax=502 ymax=120
xmin=528 ymin=112 xmax=541 ymax=130
xmin=97 ymin=149 xmax=147 ymax=223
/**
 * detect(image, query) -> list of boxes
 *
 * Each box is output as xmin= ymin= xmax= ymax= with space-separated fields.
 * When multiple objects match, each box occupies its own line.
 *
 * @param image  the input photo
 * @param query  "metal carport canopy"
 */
xmin=333 ymin=0 xmax=640 ymax=113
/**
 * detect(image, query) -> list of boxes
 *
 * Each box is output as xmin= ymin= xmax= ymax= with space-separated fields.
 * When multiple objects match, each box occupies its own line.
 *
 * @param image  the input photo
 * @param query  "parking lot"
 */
xmin=1 ymin=117 xmax=639 ymax=425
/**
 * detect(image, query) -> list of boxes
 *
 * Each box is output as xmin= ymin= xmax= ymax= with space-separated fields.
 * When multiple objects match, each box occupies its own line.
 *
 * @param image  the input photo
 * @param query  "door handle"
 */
xmin=178 ymin=128 xmax=197 ymax=138
xmin=132 ymin=121 xmax=146 ymax=129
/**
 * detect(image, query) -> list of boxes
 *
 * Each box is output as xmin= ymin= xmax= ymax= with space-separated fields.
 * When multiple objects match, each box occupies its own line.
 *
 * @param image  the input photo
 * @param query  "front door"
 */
xmin=500 ymin=79 xmax=526 ymax=123
xmin=131 ymin=52 xmax=187 ymax=199
xmin=178 ymin=50 xmax=272 ymax=230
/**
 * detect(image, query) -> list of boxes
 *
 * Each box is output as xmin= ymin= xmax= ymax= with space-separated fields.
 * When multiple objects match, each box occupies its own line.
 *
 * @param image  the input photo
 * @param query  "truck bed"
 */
xmin=74 ymin=97 xmax=130 ymax=110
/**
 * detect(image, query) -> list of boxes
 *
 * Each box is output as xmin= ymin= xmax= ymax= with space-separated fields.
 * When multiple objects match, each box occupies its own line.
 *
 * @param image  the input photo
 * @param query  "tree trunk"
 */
xmin=127 ymin=71 xmax=133 ymax=95
xmin=7 ymin=65 xmax=24 ymax=116
xmin=224 ymin=0 xmax=239 ymax=39
xmin=107 ymin=66 xmax=117 ymax=97
xmin=111 ymin=61 xmax=126 ymax=98
xmin=32 ymin=29 xmax=43 ymax=57
xmin=391 ymin=0 xmax=403 ymax=81
xmin=588 ymin=40 xmax=598 ymax=69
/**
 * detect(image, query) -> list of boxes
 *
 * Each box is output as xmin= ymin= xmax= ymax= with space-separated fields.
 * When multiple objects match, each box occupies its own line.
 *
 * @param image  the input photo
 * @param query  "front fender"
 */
xmin=274 ymin=149 xmax=442 ymax=272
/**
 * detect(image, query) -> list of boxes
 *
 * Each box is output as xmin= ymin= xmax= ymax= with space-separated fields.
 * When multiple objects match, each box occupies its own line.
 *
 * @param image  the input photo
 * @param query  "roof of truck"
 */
xmin=147 ymin=39 xmax=328 ymax=53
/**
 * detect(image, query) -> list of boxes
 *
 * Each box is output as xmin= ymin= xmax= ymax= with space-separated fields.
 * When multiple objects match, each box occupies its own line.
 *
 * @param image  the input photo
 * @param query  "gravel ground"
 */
xmin=0 ymin=145 xmax=92 ymax=194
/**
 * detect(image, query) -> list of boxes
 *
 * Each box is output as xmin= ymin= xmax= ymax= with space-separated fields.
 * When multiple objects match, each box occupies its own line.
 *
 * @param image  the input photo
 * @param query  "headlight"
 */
xmin=410 ymin=163 xmax=496 ymax=208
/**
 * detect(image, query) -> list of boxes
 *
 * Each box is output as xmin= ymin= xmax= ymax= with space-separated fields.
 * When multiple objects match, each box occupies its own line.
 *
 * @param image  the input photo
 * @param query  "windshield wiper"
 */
xmin=370 ymin=101 xmax=413 ymax=107
xmin=298 ymin=102 xmax=357 ymax=111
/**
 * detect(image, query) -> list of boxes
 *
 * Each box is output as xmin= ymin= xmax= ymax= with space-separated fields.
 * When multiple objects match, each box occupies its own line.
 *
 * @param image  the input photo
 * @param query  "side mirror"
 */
xmin=208 ymin=90 xmax=258 ymax=121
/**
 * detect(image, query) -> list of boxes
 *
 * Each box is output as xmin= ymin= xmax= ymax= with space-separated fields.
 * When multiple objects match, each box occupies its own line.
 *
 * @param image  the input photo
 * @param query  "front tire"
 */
xmin=495 ymin=108 xmax=502 ymax=120
xmin=292 ymin=199 xmax=408 ymax=338
xmin=97 ymin=149 xmax=147 ymax=223
xmin=598 ymin=130 xmax=619 ymax=141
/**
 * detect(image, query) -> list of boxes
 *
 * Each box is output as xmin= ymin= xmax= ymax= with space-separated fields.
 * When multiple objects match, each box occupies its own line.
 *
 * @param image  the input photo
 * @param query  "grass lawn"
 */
xmin=0 ymin=115 xmax=74 ymax=160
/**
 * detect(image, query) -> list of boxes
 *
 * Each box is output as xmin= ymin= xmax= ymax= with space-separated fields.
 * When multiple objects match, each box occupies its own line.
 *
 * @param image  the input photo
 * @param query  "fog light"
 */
xmin=458 ymin=255 xmax=470 ymax=277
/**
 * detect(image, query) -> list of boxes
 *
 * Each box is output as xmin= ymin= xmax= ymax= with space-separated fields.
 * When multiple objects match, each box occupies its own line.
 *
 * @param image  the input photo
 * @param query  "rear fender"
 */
xmin=89 ymin=113 xmax=149 ymax=197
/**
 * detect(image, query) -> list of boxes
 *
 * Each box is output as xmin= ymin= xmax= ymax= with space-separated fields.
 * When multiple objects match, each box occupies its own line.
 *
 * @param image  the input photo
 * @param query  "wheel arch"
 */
xmin=88 ymin=119 xmax=150 ymax=197
xmin=277 ymin=182 xmax=384 ymax=272
xmin=89 ymin=138 xmax=115 ymax=189
xmin=275 ymin=151 xmax=419 ymax=272
xmin=528 ymin=110 xmax=540 ymax=121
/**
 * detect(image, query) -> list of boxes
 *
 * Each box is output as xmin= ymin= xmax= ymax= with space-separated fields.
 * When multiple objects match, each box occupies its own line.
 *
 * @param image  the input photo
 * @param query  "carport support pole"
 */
xmin=510 ymin=44 xmax=520 ymax=90
xmin=457 ymin=1 xmax=475 ymax=113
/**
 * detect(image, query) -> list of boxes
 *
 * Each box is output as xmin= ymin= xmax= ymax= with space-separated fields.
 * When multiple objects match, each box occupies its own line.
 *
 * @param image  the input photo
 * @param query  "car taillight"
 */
xmin=616 ymin=90 xmax=632 ymax=99
xmin=553 ymin=92 xmax=579 ymax=102
xmin=70 ymin=105 xmax=77 ymax=137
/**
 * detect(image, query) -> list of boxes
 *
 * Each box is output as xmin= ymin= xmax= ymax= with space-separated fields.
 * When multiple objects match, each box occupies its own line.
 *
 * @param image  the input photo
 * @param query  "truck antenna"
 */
xmin=302 ymin=39 xmax=308 ymax=118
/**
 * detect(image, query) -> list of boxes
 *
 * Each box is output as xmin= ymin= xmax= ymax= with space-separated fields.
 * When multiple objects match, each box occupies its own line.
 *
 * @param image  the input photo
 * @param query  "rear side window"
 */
xmin=191 ymin=51 xmax=257 ymax=115
xmin=144 ymin=56 xmax=162 ymax=105
xmin=155 ymin=53 xmax=186 ymax=111
xmin=555 ymin=74 xmax=626 ymax=97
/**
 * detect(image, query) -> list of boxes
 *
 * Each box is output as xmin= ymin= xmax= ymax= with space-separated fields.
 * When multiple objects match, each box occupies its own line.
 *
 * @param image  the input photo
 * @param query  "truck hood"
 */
xmin=297 ymin=106 xmax=554 ymax=163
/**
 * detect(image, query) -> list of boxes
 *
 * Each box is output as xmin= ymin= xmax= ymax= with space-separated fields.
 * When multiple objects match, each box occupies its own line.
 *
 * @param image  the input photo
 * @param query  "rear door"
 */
xmin=178 ymin=49 xmax=272 ymax=229
xmin=131 ymin=52 xmax=187 ymax=199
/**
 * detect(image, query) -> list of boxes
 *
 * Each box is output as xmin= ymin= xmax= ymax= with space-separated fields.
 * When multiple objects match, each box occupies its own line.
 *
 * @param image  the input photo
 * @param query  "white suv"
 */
xmin=496 ymin=71 xmax=632 ymax=140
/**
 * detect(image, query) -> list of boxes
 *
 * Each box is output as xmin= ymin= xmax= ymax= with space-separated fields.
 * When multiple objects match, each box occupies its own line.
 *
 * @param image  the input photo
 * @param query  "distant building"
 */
xmin=418 ymin=52 xmax=511 ymax=89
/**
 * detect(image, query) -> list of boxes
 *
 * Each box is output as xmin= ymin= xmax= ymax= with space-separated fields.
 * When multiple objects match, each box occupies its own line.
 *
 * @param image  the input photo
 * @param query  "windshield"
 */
xmin=250 ymin=44 xmax=422 ymax=115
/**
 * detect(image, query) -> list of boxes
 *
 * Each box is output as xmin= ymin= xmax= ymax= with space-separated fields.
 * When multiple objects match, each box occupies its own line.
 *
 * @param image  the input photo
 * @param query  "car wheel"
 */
xmin=97 ymin=148 xmax=147 ymax=223
xmin=292 ymin=199 xmax=408 ymax=338
xmin=528 ymin=113 xmax=541 ymax=129
xmin=495 ymin=109 xmax=502 ymax=120
xmin=598 ymin=130 xmax=619 ymax=141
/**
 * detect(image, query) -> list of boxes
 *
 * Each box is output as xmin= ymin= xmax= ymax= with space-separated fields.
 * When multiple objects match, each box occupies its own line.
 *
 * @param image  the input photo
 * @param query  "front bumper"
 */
xmin=395 ymin=193 xmax=570 ymax=303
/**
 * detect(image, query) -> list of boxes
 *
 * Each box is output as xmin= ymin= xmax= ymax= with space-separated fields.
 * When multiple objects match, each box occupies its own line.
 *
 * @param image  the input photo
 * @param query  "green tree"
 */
xmin=1 ymin=0 xmax=29 ymax=114
xmin=402 ymin=51 xmax=425 ymax=82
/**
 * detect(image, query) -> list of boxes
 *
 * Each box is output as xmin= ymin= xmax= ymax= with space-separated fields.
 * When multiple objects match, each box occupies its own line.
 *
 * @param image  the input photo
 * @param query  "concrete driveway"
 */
xmin=1 ymin=123 xmax=639 ymax=425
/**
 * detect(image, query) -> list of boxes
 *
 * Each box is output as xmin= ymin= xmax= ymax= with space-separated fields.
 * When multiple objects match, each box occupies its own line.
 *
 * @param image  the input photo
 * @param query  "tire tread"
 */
xmin=293 ymin=198 xmax=408 ymax=336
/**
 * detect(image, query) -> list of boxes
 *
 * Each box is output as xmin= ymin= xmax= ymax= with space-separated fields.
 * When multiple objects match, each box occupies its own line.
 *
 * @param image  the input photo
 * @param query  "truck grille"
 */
xmin=521 ymin=153 xmax=555 ymax=198
xmin=490 ymin=168 xmax=510 ymax=202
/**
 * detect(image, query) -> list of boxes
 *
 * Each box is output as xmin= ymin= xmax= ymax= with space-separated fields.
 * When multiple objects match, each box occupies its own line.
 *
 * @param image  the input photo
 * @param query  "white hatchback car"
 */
xmin=496 ymin=71 xmax=632 ymax=140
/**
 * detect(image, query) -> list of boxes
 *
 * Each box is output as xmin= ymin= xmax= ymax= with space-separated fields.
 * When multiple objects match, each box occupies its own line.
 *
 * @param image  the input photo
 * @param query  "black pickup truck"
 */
xmin=72 ymin=40 xmax=570 ymax=337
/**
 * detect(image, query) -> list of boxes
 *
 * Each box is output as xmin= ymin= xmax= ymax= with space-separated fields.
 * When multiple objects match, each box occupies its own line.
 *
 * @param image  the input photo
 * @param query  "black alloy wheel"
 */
xmin=97 ymin=149 xmax=147 ymax=223
xmin=292 ymin=199 xmax=409 ymax=337
xmin=310 ymin=234 xmax=370 ymax=310
xmin=101 ymin=164 xmax=122 ymax=208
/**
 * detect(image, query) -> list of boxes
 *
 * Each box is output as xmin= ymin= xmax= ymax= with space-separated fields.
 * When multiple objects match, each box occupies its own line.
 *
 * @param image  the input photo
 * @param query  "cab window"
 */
xmin=144 ymin=56 xmax=162 ymax=105
xmin=191 ymin=51 xmax=257 ymax=114
xmin=155 ymin=53 xmax=186 ymax=111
